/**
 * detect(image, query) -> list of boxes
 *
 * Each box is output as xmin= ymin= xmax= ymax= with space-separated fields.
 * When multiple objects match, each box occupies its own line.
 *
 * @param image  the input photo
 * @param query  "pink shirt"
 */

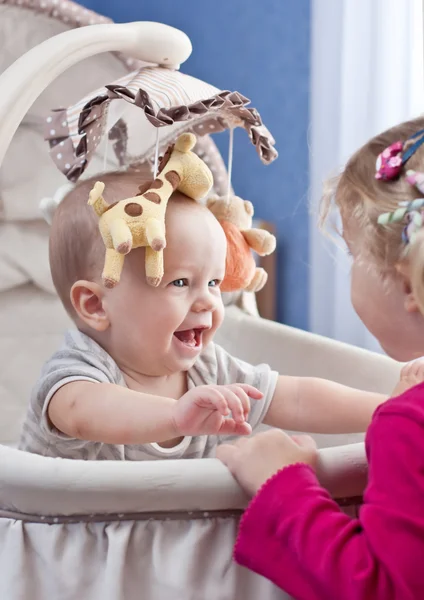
xmin=235 ymin=384 xmax=424 ymax=600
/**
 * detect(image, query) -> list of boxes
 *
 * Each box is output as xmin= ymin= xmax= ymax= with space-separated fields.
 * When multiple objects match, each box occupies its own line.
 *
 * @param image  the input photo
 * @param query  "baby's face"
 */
xmin=102 ymin=198 xmax=227 ymax=376
xmin=344 ymin=216 xmax=424 ymax=360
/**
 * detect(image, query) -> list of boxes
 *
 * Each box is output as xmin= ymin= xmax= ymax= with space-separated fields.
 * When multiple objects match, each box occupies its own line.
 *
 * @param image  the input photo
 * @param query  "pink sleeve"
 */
xmin=235 ymin=411 xmax=424 ymax=600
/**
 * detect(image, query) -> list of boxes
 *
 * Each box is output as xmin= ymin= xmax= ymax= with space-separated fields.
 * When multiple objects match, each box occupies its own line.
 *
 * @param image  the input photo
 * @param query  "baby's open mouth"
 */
xmin=173 ymin=328 xmax=205 ymax=348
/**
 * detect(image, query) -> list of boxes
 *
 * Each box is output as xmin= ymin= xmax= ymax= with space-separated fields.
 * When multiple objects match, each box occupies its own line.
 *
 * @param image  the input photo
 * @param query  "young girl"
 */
xmin=217 ymin=116 xmax=424 ymax=600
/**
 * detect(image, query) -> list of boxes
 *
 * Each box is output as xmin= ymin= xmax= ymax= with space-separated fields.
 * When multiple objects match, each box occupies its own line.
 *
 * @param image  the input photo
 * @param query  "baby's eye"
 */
xmin=172 ymin=278 xmax=189 ymax=288
xmin=208 ymin=279 xmax=221 ymax=287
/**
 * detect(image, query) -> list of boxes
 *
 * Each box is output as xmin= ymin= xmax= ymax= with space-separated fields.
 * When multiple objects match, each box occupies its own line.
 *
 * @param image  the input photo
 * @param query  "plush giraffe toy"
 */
xmin=88 ymin=133 xmax=213 ymax=288
xmin=207 ymin=195 xmax=276 ymax=292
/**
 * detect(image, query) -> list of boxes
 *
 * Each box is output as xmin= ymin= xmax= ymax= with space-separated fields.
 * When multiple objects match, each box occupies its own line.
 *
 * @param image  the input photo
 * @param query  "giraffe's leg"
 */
xmin=102 ymin=248 xmax=125 ymax=288
xmin=145 ymin=247 xmax=164 ymax=287
xmin=145 ymin=218 xmax=166 ymax=252
xmin=110 ymin=219 xmax=133 ymax=254
xmin=245 ymin=267 xmax=268 ymax=293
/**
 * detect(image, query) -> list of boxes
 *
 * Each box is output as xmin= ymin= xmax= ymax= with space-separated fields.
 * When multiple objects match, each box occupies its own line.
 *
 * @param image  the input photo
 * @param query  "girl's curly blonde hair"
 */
xmin=321 ymin=116 xmax=424 ymax=312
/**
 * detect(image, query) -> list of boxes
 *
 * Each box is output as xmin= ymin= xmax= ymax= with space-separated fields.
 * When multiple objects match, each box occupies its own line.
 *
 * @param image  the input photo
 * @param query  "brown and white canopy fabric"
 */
xmin=0 ymin=0 xmax=238 ymax=209
xmin=45 ymin=65 xmax=277 ymax=183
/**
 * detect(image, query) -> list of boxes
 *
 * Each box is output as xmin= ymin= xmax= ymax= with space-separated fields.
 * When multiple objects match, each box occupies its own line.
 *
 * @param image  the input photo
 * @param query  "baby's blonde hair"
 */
xmin=321 ymin=116 xmax=424 ymax=312
xmin=49 ymin=168 xmax=152 ymax=316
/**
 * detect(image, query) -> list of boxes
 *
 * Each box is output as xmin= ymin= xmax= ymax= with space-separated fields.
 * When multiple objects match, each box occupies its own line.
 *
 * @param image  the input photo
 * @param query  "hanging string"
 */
xmin=226 ymin=127 xmax=234 ymax=203
xmin=153 ymin=127 xmax=160 ymax=178
xmin=103 ymin=134 xmax=109 ymax=172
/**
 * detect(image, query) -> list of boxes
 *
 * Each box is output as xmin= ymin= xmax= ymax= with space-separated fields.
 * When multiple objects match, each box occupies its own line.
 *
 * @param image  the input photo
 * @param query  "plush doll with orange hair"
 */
xmin=207 ymin=195 xmax=276 ymax=292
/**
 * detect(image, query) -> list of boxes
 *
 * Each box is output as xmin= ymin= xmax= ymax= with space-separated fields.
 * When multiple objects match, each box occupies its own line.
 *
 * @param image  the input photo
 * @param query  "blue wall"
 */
xmin=79 ymin=0 xmax=311 ymax=329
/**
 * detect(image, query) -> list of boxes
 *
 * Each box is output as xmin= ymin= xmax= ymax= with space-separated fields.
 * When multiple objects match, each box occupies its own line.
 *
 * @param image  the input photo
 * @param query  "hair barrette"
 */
xmin=375 ymin=129 xmax=424 ymax=181
xmin=378 ymin=197 xmax=424 ymax=245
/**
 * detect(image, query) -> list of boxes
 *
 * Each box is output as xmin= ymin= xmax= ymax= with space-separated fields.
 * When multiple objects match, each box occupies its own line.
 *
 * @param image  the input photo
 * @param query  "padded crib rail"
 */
xmin=0 ymin=443 xmax=366 ymax=519
xmin=218 ymin=307 xmax=401 ymax=393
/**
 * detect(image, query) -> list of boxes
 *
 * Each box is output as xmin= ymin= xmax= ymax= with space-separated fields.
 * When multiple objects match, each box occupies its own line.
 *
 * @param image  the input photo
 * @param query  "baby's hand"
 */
xmin=217 ymin=430 xmax=318 ymax=497
xmin=173 ymin=384 xmax=263 ymax=437
xmin=392 ymin=358 xmax=424 ymax=397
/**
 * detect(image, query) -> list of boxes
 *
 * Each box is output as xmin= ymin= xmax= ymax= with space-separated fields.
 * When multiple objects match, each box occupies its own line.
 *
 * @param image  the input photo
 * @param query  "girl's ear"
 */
xmin=70 ymin=280 xmax=110 ymax=331
xmin=396 ymin=262 xmax=420 ymax=313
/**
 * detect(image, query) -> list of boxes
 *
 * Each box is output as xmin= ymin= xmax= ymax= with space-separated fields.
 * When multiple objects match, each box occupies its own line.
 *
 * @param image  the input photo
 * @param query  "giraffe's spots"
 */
xmin=157 ymin=144 xmax=174 ymax=174
xmin=151 ymin=179 xmax=164 ymax=189
xmin=165 ymin=171 xmax=181 ymax=190
xmin=104 ymin=201 xmax=119 ymax=213
xmin=151 ymin=237 xmax=165 ymax=252
xmin=103 ymin=277 xmax=118 ymax=289
xmin=136 ymin=181 xmax=153 ymax=196
xmin=136 ymin=180 xmax=164 ymax=197
xmin=124 ymin=203 xmax=143 ymax=216
xmin=117 ymin=240 xmax=132 ymax=254
xmin=144 ymin=192 xmax=161 ymax=204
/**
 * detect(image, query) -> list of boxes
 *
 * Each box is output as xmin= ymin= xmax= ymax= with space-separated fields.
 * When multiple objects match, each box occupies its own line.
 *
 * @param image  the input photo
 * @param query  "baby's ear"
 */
xmin=70 ymin=281 xmax=110 ymax=332
xmin=396 ymin=262 xmax=420 ymax=313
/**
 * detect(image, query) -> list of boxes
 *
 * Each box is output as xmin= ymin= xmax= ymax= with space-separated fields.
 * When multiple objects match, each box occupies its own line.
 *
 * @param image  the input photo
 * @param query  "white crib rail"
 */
xmin=0 ymin=21 xmax=192 ymax=167
xmin=0 ymin=443 xmax=366 ymax=517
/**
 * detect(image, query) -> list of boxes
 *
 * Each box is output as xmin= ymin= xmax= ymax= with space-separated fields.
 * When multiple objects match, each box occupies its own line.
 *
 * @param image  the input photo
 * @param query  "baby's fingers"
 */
xmin=235 ymin=384 xmax=263 ymax=400
xmin=197 ymin=388 xmax=230 ymax=416
xmin=226 ymin=385 xmax=251 ymax=420
xmin=291 ymin=434 xmax=317 ymax=451
xmin=216 ymin=443 xmax=238 ymax=467
xmin=220 ymin=389 xmax=247 ymax=423
xmin=218 ymin=419 xmax=252 ymax=436
xmin=410 ymin=358 xmax=424 ymax=378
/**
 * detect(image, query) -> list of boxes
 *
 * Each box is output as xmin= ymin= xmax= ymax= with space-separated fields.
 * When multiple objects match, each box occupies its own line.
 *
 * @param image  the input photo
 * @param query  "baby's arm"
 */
xmin=48 ymin=381 xmax=262 ymax=445
xmin=263 ymin=376 xmax=386 ymax=433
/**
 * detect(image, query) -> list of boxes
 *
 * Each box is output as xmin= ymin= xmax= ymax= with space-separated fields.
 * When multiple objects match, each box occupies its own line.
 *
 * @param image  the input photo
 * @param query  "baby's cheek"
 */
xmin=350 ymin=265 xmax=371 ymax=323
xmin=212 ymin=303 xmax=225 ymax=332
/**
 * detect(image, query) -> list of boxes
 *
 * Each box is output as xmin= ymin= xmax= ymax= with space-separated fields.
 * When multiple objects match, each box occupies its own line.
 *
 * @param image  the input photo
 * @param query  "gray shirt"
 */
xmin=19 ymin=329 xmax=278 ymax=460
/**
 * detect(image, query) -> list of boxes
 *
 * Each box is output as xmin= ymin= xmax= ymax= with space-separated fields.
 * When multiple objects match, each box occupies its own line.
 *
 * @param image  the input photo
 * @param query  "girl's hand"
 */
xmin=174 ymin=384 xmax=263 ymax=437
xmin=392 ymin=357 xmax=424 ymax=397
xmin=216 ymin=429 xmax=318 ymax=496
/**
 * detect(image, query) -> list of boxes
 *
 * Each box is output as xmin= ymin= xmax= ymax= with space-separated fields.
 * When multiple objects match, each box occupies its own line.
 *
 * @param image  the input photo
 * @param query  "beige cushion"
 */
xmin=0 ymin=5 xmax=129 ymax=222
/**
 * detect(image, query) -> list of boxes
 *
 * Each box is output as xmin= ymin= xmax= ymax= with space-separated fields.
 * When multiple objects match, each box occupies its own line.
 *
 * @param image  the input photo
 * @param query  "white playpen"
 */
xmin=0 ymin=3 xmax=401 ymax=598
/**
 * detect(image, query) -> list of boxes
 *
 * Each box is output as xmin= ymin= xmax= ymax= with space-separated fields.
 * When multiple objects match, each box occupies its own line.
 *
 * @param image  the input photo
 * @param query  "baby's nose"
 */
xmin=192 ymin=293 xmax=216 ymax=313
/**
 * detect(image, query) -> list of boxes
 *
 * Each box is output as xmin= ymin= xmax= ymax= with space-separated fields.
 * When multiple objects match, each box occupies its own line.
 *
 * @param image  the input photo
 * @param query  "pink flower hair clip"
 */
xmin=375 ymin=128 xmax=424 ymax=181
xmin=375 ymin=141 xmax=403 ymax=181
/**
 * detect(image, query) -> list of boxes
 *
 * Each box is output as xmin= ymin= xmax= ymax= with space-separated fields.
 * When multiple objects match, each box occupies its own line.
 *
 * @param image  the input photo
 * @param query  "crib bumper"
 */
xmin=0 ymin=443 xmax=366 ymax=600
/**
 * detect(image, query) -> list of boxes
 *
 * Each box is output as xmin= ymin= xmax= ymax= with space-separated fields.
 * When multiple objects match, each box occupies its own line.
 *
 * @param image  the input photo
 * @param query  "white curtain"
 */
xmin=309 ymin=0 xmax=424 ymax=352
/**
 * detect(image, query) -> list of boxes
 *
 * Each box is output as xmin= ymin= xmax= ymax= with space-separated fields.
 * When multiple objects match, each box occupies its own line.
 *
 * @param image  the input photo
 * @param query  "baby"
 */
xmin=20 ymin=170 xmax=386 ymax=460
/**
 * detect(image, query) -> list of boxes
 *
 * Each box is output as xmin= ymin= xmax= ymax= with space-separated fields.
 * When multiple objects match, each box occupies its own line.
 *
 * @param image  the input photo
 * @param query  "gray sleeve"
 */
xmin=26 ymin=335 xmax=122 ymax=453
xmin=212 ymin=344 xmax=278 ymax=435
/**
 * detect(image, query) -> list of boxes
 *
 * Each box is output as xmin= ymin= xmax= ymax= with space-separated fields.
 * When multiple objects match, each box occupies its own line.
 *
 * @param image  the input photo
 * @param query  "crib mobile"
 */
xmin=35 ymin=24 xmax=278 ymax=290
